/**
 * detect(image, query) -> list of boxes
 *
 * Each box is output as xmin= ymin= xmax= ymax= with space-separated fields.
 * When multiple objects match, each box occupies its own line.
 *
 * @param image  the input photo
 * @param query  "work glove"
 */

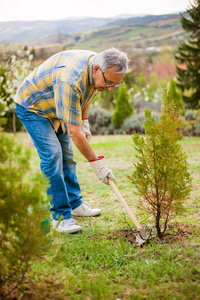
xmin=89 ymin=156 xmax=116 ymax=185
xmin=81 ymin=118 xmax=91 ymax=142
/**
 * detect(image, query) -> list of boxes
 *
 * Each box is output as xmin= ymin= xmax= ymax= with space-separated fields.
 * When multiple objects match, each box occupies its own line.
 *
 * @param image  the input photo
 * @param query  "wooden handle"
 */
xmin=108 ymin=179 xmax=143 ymax=230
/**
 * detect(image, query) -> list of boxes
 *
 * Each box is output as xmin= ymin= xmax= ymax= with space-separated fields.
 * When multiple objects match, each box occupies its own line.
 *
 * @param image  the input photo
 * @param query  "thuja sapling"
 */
xmin=129 ymin=94 xmax=192 ymax=238
xmin=0 ymin=126 xmax=50 ymax=297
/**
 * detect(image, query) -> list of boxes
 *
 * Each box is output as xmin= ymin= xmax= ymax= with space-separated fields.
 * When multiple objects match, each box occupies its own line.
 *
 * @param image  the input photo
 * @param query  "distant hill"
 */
xmin=0 ymin=18 xmax=112 ymax=44
xmin=0 ymin=13 xmax=185 ymax=45
xmin=106 ymin=13 xmax=181 ymax=26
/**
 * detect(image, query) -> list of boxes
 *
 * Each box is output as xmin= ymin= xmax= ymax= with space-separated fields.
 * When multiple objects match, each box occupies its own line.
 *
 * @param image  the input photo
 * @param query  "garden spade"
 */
xmin=108 ymin=179 xmax=148 ymax=245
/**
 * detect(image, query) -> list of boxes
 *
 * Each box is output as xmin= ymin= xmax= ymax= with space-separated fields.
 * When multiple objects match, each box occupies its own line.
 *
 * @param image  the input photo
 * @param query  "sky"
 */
xmin=0 ymin=0 xmax=190 ymax=22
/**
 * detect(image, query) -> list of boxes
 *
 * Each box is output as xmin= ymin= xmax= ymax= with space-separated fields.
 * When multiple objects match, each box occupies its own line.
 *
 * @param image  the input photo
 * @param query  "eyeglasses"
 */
xmin=100 ymin=68 xmax=123 ymax=88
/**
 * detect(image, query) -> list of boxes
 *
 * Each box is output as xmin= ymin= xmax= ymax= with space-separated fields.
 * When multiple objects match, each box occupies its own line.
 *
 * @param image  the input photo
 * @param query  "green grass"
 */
xmin=14 ymin=134 xmax=200 ymax=299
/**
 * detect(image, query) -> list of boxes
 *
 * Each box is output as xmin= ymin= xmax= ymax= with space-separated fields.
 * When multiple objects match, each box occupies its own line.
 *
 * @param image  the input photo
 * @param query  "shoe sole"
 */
xmin=53 ymin=227 xmax=83 ymax=233
xmin=71 ymin=211 xmax=101 ymax=217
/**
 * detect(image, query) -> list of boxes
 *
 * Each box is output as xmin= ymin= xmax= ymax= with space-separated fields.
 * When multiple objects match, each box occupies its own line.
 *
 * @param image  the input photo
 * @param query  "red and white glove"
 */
xmin=89 ymin=156 xmax=116 ymax=185
xmin=81 ymin=118 xmax=91 ymax=142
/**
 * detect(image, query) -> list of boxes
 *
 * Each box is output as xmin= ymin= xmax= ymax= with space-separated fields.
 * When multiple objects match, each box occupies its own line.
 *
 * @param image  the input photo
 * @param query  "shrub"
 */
xmin=122 ymin=113 xmax=146 ymax=134
xmin=184 ymin=109 xmax=197 ymax=121
xmin=0 ymin=132 xmax=50 ymax=298
xmin=181 ymin=121 xmax=195 ymax=136
xmin=122 ymin=113 xmax=160 ymax=134
xmin=129 ymin=95 xmax=192 ymax=238
xmin=98 ymin=123 xmax=125 ymax=135
xmin=194 ymin=123 xmax=200 ymax=135
xmin=88 ymin=107 xmax=112 ymax=135
xmin=112 ymin=84 xmax=133 ymax=128
xmin=181 ymin=110 xmax=200 ymax=136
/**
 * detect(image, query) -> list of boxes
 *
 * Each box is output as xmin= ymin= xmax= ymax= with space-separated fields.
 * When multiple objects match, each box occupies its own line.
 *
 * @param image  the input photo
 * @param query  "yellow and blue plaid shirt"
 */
xmin=15 ymin=50 xmax=98 ymax=132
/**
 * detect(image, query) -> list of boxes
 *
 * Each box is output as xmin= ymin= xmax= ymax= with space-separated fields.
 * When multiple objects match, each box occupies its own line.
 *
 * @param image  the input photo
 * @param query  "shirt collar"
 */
xmin=88 ymin=55 xmax=95 ymax=85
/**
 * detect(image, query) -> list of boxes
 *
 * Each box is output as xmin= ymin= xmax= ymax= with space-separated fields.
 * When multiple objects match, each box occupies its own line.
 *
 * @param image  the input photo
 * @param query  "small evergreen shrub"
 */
xmin=112 ymin=84 xmax=133 ymax=128
xmin=0 ymin=132 xmax=50 ymax=298
xmin=129 ymin=95 xmax=192 ymax=238
xmin=167 ymin=78 xmax=184 ymax=115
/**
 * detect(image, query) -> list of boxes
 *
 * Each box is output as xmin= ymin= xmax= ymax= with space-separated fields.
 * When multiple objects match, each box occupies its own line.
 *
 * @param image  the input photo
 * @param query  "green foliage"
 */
xmin=2 ymin=133 xmax=199 ymax=299
xmin=167 ymin=78 xmax=184 ymax=114
xmin=112 ymin=84 xmax=133 ymax=128
xmin=129 ymin=94 xmax=192 ymax=237
xmin=0 ymin=132 xmax=50 ymax=297
xmin=92 ymin=88 xmax=119 ymax=111
xmin=123 ymin=72 xmax=135 ymax=89
xmin=3 ymin=111 xmax=22 ymax=132
xmin=0 ymin=104 xmax=7 ymax=129
xmin=0 ymin=66 xmax=9 ymax=129
xmin=131 ymin=72 xmax=168 ymax=103
xmin=135 ymin=73 xmax=147 ymax=88
xmin=175 ymin=0 xmax=200 ymax=108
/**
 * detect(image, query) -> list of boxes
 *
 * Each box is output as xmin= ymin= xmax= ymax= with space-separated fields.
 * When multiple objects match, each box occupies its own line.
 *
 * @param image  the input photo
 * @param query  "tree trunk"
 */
xmin=156 ymin=206 xmax=162 ymax=238
xmin=13 ymin=111 xmax=16 ymax=135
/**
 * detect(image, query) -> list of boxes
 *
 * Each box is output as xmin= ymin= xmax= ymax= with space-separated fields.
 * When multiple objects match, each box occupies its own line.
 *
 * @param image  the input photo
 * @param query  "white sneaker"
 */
xmin=72 ymin=202 xmax=101 ymax=217
xmin=53 ymin=218 xmax=83 ymax=233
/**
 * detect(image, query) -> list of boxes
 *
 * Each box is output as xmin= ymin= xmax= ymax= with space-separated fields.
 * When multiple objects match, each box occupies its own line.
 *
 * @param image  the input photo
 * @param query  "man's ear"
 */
xmin=93 ymin=65 xmax=99 ymax=74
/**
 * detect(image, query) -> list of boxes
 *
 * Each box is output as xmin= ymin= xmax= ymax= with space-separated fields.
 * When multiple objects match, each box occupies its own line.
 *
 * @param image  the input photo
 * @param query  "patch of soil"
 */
xmin=96 ymin=222 xmax=197 ymax=246
xmin=106 ymin=229 xmax=139 ymax=244
xmin=163 ymin=222 xmax=197 ymax=244
xmin=93 ymin=228 xmax=152 ymax=246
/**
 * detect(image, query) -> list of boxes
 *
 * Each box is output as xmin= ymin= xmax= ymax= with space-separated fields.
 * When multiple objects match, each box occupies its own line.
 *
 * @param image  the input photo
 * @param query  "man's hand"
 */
xmin=89 ymin=156 xmax=116 ymax=185
xmin=67 ymin=123 xmax=115 ymax=184
xmin=81 ymin=118 xmax=91 ymax=142
xmin=67 ymin=122 xmax=97 ymax=161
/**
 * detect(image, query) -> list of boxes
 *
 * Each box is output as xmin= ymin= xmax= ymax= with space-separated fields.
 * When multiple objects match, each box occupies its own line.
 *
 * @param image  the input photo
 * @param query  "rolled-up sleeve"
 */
xmin=54 ymin=81 xmax=82 ymax=126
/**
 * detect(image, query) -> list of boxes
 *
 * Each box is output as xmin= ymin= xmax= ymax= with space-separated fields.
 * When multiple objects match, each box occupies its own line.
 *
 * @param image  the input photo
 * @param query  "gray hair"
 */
xmin=93 ymin=47 xmax=130 ymax=74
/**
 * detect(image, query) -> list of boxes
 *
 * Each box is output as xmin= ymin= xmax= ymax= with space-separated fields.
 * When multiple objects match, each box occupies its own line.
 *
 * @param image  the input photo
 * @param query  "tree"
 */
xmin=175 ymin=0 xmax=200 ymax=108
xmin=112 ymin=84 xmax=133 ymax=128
xmin=129 ymin=93 xmax=192 ymax=238
xmin=167 ymin=77 xmax=184 ymax=115
xmin=0 ymin=48 xmax=33 ymax=132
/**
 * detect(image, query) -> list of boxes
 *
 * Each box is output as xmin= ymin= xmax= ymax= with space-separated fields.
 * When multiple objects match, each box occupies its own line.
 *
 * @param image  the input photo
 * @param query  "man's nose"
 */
xmin=107 ymin=86 xmax=114 ymax=92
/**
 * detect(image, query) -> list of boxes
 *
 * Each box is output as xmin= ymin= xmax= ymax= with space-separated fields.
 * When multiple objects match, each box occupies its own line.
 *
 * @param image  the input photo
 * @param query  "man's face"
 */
xmin=92 ymin=65 xmax=125 ymax=92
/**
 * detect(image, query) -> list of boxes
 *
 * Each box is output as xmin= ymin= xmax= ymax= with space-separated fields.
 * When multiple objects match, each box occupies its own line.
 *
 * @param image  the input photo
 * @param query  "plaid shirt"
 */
xmin=15 ymin=50 xmax=98 ymax=132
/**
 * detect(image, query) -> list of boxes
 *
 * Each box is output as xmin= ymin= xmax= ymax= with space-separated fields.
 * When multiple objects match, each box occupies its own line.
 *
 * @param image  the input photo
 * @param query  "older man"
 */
xmin=15 ymin=48 xmax=130 ymax=233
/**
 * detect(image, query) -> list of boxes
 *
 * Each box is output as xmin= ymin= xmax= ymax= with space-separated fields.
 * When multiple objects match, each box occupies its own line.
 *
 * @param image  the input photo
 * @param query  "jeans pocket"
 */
xmin=15 ymin=103 xmax=41 ymax=122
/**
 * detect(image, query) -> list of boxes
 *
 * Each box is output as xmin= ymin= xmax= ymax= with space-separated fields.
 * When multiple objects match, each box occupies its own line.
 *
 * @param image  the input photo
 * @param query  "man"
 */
xmin=15 ymin=48 xmax=130 ymax=233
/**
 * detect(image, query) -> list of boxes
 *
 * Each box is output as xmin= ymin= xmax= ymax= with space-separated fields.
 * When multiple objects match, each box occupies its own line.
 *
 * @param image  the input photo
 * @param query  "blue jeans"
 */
xmin=15 ymin=103 xmax=82 ymax=220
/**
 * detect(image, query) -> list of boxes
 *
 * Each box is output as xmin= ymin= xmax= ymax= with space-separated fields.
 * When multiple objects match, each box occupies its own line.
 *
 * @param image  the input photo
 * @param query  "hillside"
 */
xmin=0 ymin=18 xmax=112 ymax=44
xmin=0 ymin=13 xmax=187 ymax=48
xmin=69 ymin=19 xmax=186 ymax=51
xmin=0 ymin=12 xmax=189 ymax=84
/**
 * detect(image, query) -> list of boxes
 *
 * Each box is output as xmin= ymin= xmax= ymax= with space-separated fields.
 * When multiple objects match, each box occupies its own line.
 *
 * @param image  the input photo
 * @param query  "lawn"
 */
xmin=12 ymin=134 xmax=200 ymax=299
